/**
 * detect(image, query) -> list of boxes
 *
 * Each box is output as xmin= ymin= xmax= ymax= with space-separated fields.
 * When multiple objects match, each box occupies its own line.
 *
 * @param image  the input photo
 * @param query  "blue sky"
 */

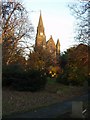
xmin=22 ymin=0 xmax=78 ymax=52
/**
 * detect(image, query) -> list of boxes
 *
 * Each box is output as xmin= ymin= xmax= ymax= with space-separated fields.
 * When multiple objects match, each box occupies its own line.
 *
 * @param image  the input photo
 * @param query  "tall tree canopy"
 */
xmin=26 ymin=47 xmax=57 ymax=72
xmin=57 ymin=44 xmax=89 ymax=85
xmin=69 ymin=0 xmax=90 ymax=44
xmin=2 ymin=1 xmax=34 ymax=65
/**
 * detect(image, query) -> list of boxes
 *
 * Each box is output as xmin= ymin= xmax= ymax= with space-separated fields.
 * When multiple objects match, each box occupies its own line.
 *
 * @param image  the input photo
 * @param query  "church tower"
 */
xmin=35 ymin=12 xmax=46 ymax=50
xmin=35 ymin=11 xmax=61 ymax=63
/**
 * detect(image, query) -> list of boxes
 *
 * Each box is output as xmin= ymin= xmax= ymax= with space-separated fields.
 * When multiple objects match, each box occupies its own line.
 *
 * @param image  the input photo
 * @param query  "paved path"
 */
xmin=4 ymin=93 xmax=88 ymax=118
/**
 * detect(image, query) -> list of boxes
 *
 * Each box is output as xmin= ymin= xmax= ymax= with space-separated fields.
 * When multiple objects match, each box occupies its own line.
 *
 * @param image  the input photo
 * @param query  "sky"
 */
xmin=22 ymin=0 xmax=78 ymax=52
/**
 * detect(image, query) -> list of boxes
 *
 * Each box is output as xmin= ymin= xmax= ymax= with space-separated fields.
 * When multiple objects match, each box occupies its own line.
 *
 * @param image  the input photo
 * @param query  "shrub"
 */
xmin=3 ymin=64 xmax=47 ymax=91
xmin=56 ymin=72 xmax=88 ymax=86
xmin=56 ymin=73 xmax=70 ymax=85
xmin=12 ymin=69 xmax=47 ymax=91
xmin=2 ymin=64 xmax=24 ymax=86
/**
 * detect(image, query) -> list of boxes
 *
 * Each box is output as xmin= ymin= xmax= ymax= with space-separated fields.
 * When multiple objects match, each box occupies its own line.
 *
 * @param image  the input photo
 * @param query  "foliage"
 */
xmin=68 ymin=1 xmax=89 ymax=44
xmin=2 ymin=1 xmax=34 ymax=65
xmin=13 ymin=69 xmax=47 ymax=91
xmin=27 ymin=47 xmax=56 ymax=72
xmin=3 ymin=64 xmax=47 ymax=91
xmin=2 ymin=64 xmax=24 ymax=86
xmin=48 ymin=66 xmax=61 ymax=78
xmin=57 ymin=44 xmax=89 ymax=86
xmin=60 ymin=51 xmax=68 ymax=69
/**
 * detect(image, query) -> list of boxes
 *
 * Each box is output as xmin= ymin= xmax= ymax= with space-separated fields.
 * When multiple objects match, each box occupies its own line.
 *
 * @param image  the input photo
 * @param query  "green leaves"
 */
xmin=57 ymin=44 xmax=89 ymax=86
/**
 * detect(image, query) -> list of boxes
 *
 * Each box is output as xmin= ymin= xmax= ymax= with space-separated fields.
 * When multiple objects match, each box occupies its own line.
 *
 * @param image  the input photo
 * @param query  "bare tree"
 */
xmin=68 ymin=0 xmax=90 ymax=44
xmin=2 ymin=1 xmax=34 ymax=65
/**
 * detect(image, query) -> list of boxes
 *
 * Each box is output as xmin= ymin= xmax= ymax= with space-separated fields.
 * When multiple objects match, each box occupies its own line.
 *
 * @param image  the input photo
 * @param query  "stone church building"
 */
xmin=35 ymin=12 xmax=60 ymax=62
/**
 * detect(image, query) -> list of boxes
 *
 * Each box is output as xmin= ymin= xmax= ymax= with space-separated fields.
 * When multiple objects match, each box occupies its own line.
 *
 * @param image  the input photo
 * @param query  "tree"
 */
xmin=2 ymin=1 xmax=34 ymax=65
xmin=57 ymin=44 xmax=89 ymax=86
xmin=27 ymin=47 xmax=56 ymax=71
xmin=66 ymin=44 xmax=89 ymax=85
xmin=68 ymin=0 xmax=90 ymax=44
xmin=60 ymin=51 xmax=68 ymax=69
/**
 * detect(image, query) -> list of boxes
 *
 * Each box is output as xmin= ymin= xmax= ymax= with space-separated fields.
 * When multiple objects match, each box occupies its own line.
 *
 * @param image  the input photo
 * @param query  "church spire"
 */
xmin=56 ymin=39 xmax=60 ymax=63
xmin=38 ymin=11 xmax=44 ymax=28
xmin=35 ymin=11 xmax=46 ymax=50
xmin=56 ymin=39 xmax=60 ymax=55
xmin=37 ymin=11 xmax=45 ymax=35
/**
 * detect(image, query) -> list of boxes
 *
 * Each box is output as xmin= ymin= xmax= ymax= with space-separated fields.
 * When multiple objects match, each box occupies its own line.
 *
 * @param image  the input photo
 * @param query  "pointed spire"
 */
xmin=56 ymin=39 xmax=60 ymax=46
xmin=56 ymin=38 xmax=60 ymax=55
xmin=38 ymin=10 xmax=44 ymax=28
xmin=49 ymin=35 xmax=54 ymax=42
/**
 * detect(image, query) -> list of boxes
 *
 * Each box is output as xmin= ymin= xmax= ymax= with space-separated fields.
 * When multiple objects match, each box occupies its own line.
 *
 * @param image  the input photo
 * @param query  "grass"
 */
xmin=47 ymin=77 xmax=56 ymax=84
xmin=2 ymin=78 xmax=85 ymax=117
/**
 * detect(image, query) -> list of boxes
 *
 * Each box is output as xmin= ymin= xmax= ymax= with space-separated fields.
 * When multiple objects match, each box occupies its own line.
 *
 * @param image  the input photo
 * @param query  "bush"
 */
xmin=3 ymin=64 xmax=47 ymax=91
xmin=2 ymin=64 xmax=24 ymax=86
xmin=56 ymin=73 xmax=70 ymax=85
xmin=56 ymin=72 xmax=88 ymax=86
xmin=12 ymin=69 xmax=47 ymax=91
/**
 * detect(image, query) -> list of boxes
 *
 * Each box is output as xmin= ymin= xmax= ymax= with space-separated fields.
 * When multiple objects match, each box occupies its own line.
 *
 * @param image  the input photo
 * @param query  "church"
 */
xmin=35 ymin=12 xmax=60 ymax=61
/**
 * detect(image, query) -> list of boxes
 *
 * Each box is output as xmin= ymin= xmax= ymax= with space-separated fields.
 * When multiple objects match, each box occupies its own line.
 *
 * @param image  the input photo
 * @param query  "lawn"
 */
xmin=2 ymin=78 xmax=85 ymax=116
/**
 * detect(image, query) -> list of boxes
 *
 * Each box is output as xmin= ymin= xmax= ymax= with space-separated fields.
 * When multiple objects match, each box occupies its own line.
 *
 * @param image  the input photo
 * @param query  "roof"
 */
xmin=47 ymin=36 xmax=55 ymax=46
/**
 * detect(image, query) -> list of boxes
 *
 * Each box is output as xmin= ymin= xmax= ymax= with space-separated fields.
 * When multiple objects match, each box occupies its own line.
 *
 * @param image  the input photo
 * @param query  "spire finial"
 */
xmin=40 ymin=10 xmax=41 ymax=14
xmin=39 ymin=10 xmax=42 ymax=17
xmin=50 ymin=35 xmax=52 ymax=39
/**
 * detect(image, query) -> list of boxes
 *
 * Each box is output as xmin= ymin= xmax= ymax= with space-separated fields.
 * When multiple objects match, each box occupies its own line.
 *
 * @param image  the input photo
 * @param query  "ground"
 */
xmin=2 ymin=80 xmax=85 ymax=116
